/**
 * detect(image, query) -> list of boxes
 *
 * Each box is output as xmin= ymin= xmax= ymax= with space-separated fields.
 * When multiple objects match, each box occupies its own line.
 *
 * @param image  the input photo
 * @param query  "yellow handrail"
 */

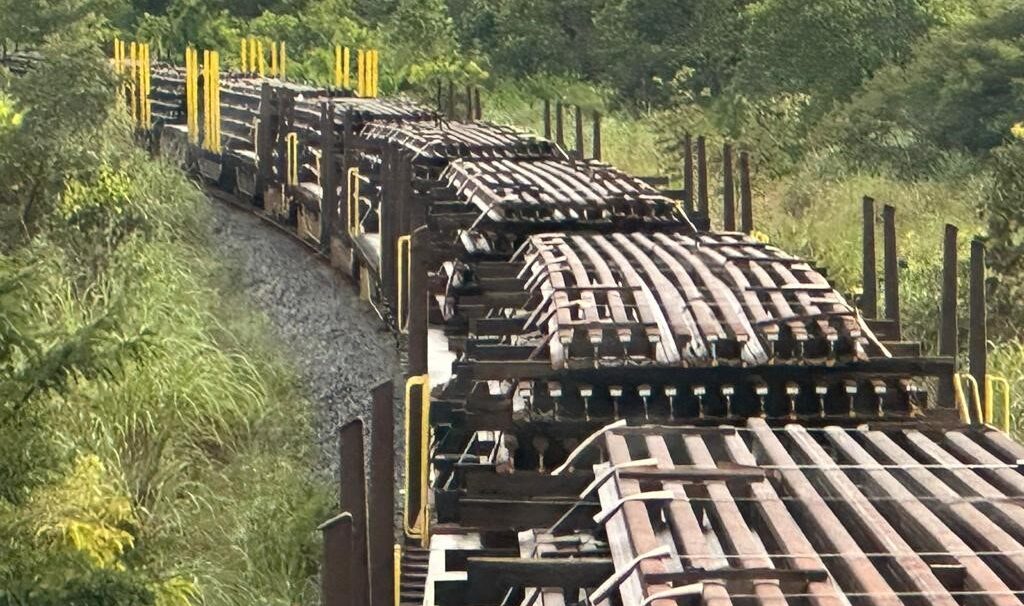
xmin=953 ymin=373 xmax=983 ymax=424
xmin=986 ymin=375 xmax=1012 ymax=433
xmin=402 ymin=374 xmax=431 ymax=545
xmin=393 ymin=544 xmax=402 ymax=606
xmin=396 ymin=234 xmax=411 ymax=333
xmin=347 ymin=167 xmax=361 ymax=237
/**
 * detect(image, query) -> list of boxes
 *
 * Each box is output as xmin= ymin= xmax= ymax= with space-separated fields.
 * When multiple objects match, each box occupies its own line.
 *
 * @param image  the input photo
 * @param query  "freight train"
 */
xmin=106 ymin=52 xmax=1024 ymax=605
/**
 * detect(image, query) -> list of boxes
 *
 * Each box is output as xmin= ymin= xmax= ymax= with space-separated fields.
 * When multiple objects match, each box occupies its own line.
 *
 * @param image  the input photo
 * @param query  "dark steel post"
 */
xmin=683 ymin=134 xmax=694 ymax=215
xmin=319 ymin=102 xmax=338 ymax=252
xmin=474 ymin=87 xmax=482 ymax=120
xmin=574 ymin=105 xmax=584 ymax=160
xmin=722 ymin=143 xmax=736 ymax=231
xmin=739 ymin=151 xmax=753 ymax=233
xmin=938 ymin=224 xmax=959 ymax=407
xmin=555 ymin=101 xmax=565 ymax=148
xmin=542 ymin=99 xmax=551 ymax=139
xmin=969 ymin=239 xmax=987 ymax=421
xmin=368 ymin=381 xmax=395 ymax=606
xmin=592 ymin=111 xmax=602 ymax=161
xmin=862 ymin=197 xmax=878 ymax=318
xmin=696 ymin=136 xmax=709 ymax=217
xmin=320 ymin=513 xmax=354 ymax=606
xmin=256 ymin=83 xmax=274 ymax=199
xmin=446 ymin=80 xmax=455 ymax=118
xmin=465 ymin=84 xmax=474 ymax=122
xmin=339 ymin=419 xmax=369 ymax=605
xmin=882 ymin=204 xmax=900 ymax=336
xmin=339 ymin=108 xmax=354 ymax=246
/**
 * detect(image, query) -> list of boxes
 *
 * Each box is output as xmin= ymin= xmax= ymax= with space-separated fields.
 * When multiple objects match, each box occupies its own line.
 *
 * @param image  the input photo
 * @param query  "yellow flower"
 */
xmin=1011 ymin=122 xmax=1024 ymax=140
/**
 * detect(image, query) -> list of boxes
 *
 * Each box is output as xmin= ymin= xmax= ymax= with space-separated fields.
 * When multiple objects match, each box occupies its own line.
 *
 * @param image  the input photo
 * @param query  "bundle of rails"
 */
xmin=7 ymin=46 xmax=1019 ymax=606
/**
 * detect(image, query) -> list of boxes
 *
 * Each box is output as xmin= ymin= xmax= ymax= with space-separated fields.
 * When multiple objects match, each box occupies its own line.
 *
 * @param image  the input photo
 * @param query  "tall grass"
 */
xmin=2 ymin=102 xmax=329 ymax=603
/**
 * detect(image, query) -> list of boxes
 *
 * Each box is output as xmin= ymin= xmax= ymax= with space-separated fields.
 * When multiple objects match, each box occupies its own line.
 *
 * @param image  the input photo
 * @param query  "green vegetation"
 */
xmin=2 ymin=0 xmax=1023 ymax=603
xmin=1 ymin=19 xmax=327 ymax=606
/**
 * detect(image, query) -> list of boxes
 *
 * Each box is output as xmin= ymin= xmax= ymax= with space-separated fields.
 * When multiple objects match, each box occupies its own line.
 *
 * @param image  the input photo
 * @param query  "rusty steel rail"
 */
xmin=429 ymin=421 xmax=1024 ymax=605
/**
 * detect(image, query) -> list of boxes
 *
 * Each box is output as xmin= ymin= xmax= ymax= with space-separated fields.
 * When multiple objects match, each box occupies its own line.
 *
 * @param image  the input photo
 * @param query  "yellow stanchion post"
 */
xmin=113 ymin=37 xmax=120 ymax=73
xmin=241 ymin=38 xmax=248 ymax=73
xmin=270 ymin=40 xmax=278 ymax=77
xmin=129 ymin=41 xmax=138 ymax=125
xmin=280 ymin=41 xmax=286 ymax=80
xmin=372 ymin=49 xmax=379 ymax=97
xmin=393 ymin=544 xmax=402 ymax=606
xmin=343 ymin=46 xmax=350 ymax=90
xmin=356 ymin=49 xmax=363 ymax=97
xmin=203 ymin=49 xmax=211 ymax=151
xmin=256 ymin=39 xmax=265 ymax=77
xmin=214 ymin=50 xmax=222 ymax=152
xmin=333 ymin=45 xmax=341 ymax=87
xmin=249 ymin=37 xmax=257 ymax=73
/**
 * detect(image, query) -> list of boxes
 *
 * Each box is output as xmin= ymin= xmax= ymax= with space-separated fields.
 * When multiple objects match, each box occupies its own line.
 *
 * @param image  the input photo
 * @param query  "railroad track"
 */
xmin=11 ymin=49 xmax=1023 ymax=606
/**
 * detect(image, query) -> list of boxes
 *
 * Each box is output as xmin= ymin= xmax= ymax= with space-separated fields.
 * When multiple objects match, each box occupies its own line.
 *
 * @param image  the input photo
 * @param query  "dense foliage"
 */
xmin=1 ymin=18 xmax=327 ymax=606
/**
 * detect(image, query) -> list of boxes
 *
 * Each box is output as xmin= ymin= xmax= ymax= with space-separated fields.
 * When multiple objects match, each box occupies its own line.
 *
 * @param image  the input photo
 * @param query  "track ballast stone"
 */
xmin=209 ymin=200 xmax=404 ymax=485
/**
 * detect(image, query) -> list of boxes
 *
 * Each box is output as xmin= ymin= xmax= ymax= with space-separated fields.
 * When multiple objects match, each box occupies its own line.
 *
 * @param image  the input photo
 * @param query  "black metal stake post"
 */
xmin=368 ymin=381 xmax=396 ymax=606
xmin=474 ymin=87 xmax=482 ymax=120
xmin=465 ymin=84 xmax=474 ymax=122
xmin=592 ymin=111 xmax=602 ymax=161
xmin=882 ymin=204 xmax=900 ymax=337
xmin=722 ymin=143 xmax=736 ymax=231
xmin=555 ymin=101 xmax=565 ymax=149
xmin=696 ymin=135 xmax=709 ymax=218
xmin=319 ymin=512 xmax=353 ymax=606
xmin=256 ymin=83 xmax=275 ymax=203
xmin=446 ymin=80 xmax=455 ymax=119
xmin=339 ymin=419 xmax=370 ymax=606
xmin=542 ymin=99 xmax=551 ymax=140
xmin=574 ymin=105 xmax=585 ymax=160
xmin=319 ymin=102 xmax=338 ymax=253
xmin=969 ymin=239 xmax=987 ymax=421
xmin=739 ymin=150 xmax=753 ymax=233
xmin=862 ymin=197 xmax=878 ymax=319
xmin=683 ymin=134 xmax=694 ymax=215
xmin=339 ymin=108 xmax=354 ymax=251
xmin=938 ymin=224 xmax=959 ymax=408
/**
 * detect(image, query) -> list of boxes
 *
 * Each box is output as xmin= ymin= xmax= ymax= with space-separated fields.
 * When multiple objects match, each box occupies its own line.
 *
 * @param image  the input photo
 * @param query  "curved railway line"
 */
xmin=10 ymin=46 xmax=1024 ymax=606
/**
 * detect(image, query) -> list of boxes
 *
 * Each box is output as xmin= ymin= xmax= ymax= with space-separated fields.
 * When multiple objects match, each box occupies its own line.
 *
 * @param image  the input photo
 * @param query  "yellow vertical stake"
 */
xmin=333 ymin=45 xmax=341 ymax=87
xmin=248 ymin=37 xmax=257 ymax=73
xmin=214 ymin=50 xmax=221 ymax=152
xmin=129 ymin=42 xmax=138 ymax=125
xmin=241 ymin=38 xmax=248 ymax=72
xmin=270 ymin=41 xmax=278 ymax=77
xmin=372 ymin=49 xmax=379 ymax=97
xmin=343 ymin=46 xmax=351 ymax=90
xmin=203 ymin=49 xmax=211 ymax=151
xmin=256 ymin=40 xmax=265 ymax=77
xmin=280 ymin=41 xmax=286 ymax=80
xmin=357 ymin=49 xmax=365 ymax=97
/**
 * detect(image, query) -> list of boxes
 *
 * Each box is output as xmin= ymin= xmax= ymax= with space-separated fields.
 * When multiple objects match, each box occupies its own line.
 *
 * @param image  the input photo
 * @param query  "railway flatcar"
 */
xmin=99 ymin=49 xmax=1024 ymax=606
